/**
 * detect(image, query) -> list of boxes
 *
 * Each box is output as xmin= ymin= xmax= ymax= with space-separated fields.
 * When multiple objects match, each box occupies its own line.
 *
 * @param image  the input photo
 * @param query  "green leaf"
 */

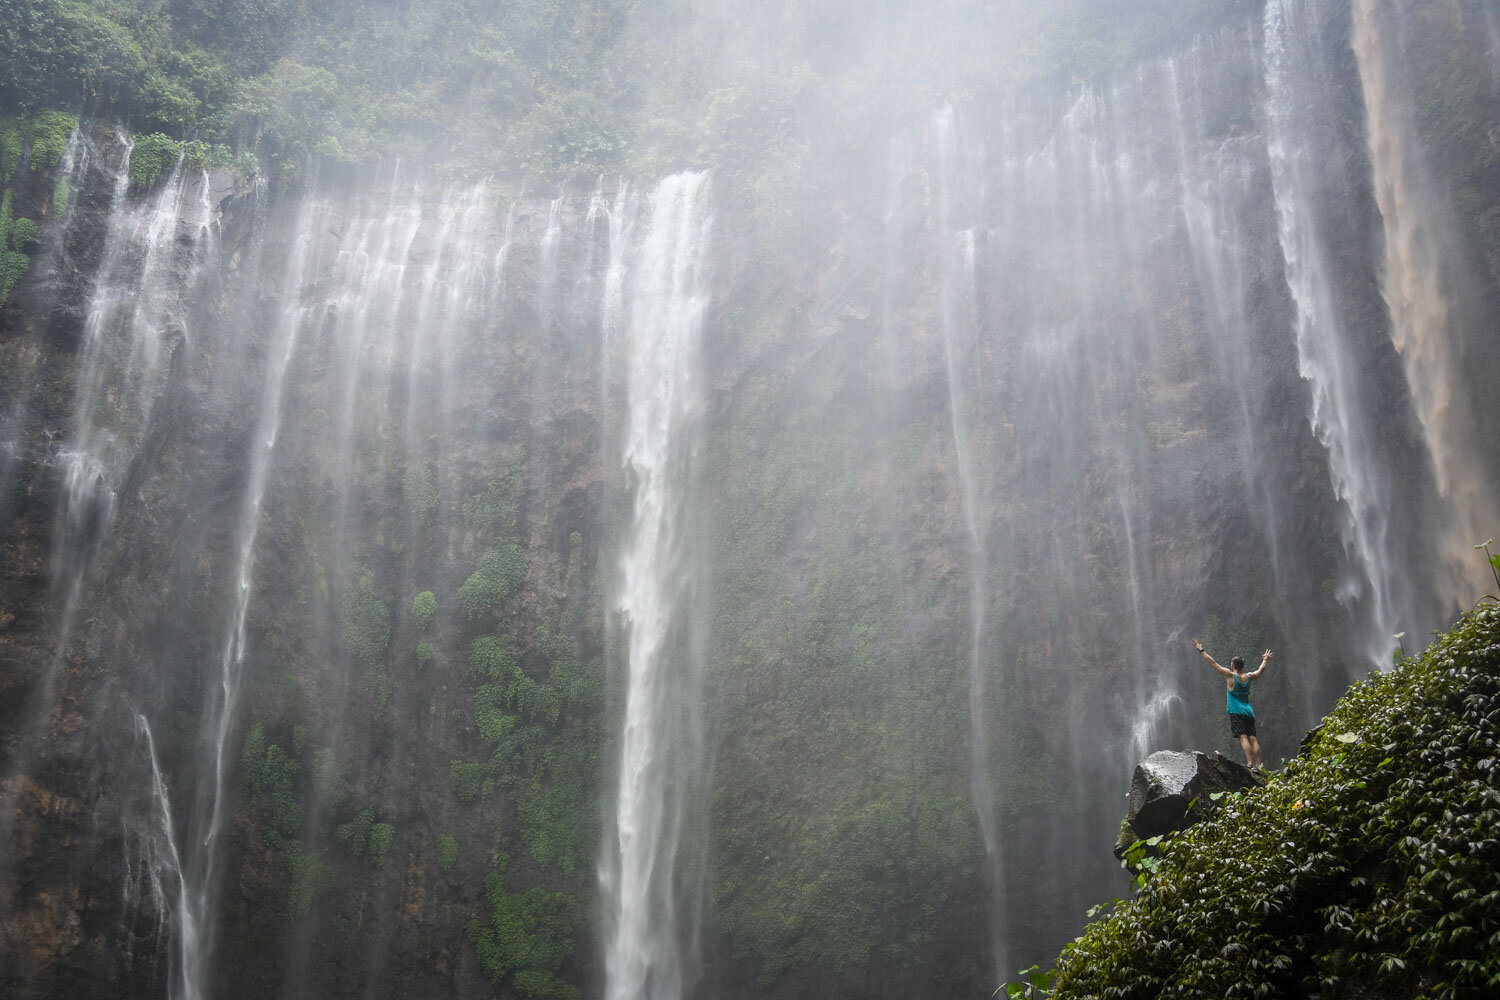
xmin=1335 ymin=732 xmax=1359 ymax=744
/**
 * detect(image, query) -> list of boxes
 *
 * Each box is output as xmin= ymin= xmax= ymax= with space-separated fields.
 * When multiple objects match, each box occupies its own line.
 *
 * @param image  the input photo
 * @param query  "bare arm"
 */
xmin=1192 ymin=638 xmax=1235 ymax=679
xmin=1246 ymin=649 xmax=1272 ymax=680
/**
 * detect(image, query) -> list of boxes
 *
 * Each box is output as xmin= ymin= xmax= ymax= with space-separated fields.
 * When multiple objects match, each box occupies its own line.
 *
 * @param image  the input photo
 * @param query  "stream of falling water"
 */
xmin=600 ymin=171 xmax=714 ymax=1000
xmin=931 ymin=106 xmax=1006 ymax=979
xmin=176 ymin=193 xmax=321 ymax=1000
xmin=1262 ymin=0 xmax=1404 ymax=670
xmin=0 ymin=141 xmax=218 ymax=877
xmin=1350 ymin=0 xmax=1500 ymax=606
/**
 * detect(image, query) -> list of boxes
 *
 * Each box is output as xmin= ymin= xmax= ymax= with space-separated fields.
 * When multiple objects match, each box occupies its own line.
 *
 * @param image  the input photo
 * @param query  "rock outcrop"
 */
xmin=1114 ymin=750 xmax=1261 ymax=858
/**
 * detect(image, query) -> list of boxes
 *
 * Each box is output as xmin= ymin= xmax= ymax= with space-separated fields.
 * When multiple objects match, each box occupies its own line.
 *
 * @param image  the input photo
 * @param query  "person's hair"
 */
xmin=1231 ymin=655 xmax=1245 ymax=672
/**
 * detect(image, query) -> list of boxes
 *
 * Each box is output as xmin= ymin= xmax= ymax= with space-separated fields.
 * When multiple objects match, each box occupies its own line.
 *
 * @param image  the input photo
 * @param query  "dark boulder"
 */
xmin=1114 ymin=750 xmax=1261 ymax=859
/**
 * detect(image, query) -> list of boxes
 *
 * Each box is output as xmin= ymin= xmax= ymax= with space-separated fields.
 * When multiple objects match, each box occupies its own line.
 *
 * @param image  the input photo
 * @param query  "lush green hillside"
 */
xmin=0 ymin=0 xmax=1247 ymax=183
xmin=1017 ymin=600 xmax=1500 ymax=999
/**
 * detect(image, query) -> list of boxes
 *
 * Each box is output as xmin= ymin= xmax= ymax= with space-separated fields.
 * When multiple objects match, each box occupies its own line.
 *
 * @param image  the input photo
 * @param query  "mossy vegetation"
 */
xmin=127 ymin=133 xmax=182 ymax=190
xmin=459 ymin=540 xmax=528 ymax=620
xmin=403 ymin=466 xmax=438 ymax=530
xmin=241 ymin=722 xmax=304 ymax=848
xmin=1030 ymin=604 xmax=1500 ymax=1000
xmin=24 ymin=109 xmax=75 ymax=169
xmin=466 ymin=853 xmax=584 ymax=1000
xmin=437 ymin=833 xmax=458 ymax=872
xmin=341 ymin=567 xmax=392 ymax=707
xmin=412 ymin=590 xmax=436 ymax=630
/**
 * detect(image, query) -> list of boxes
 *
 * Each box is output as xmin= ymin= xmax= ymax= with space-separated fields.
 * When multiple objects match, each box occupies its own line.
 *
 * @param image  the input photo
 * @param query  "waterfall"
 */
xmin=1262 ymin=0 xmax=1406 ymax=669
xmin=170 ymin=189 xmax=323 ymax=1000
xmin=930 ymin=106 xmax=1006 ymax=978
xmin=600 ymin=171 xmax=714 ymax=1000
xmin=1350 ymin=0 xmax=1500 ymax=606
xmin=126 ymin=712 xmax=196 ymax=996
xmin=0 ymin=138 xmax=218 ymax=874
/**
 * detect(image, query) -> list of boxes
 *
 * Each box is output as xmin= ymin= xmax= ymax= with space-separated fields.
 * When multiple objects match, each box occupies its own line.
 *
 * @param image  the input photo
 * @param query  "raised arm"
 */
xmin=1246 ymin=649 xmax=1272 ymax=680
xmin=1192 ymin=638 xmax=1234 ymax=679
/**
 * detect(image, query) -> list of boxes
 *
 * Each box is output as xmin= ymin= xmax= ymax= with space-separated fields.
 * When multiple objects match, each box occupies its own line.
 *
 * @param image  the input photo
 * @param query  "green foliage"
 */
xmin=412 ymin=590 xmax=436 ymax=630
xmin=415 ymin=641 xmax=434 ymax=670
xmin=468 ymin=633 xmax=517 ymax=681
xmin=10 ymin=215 xmax=36 ymax=247
xmin=463 ymin=463 xmax=525 ymax=536
xmin=367 ymin=822 xmax=395 ymax=869
xmin=309 ymin=747 xmax=347 ymax=813
xmin=334 ymin=803 xmax=393 ymax=869
xmin=458 ymin=539 xmax=527 ymax=619
xmin=341 ymin=568 xmax=391 ymax=706
xmin=128 ymin=133 xmax=181 ymax=190
xmin=436 ymin=833 xmax=458 ymax=872
xmin=450 ymin=760 xmax=486 ymax=804
xmin=0 ymin=121 xmax=21 ymax=179
xmin=0 ymin=185 xmax=36 ymax=305
xmin=403 ymin=466 xmax=438 ymax=530
xmin=0 ymin=247 xmax=27 ymax=304
xmin=1477 ymin=540 xmax=1500 ymax=593
xmin=25 ymin=110 xmax=75 ymax=170
xmin=466 ymin=857 xmax=583 ymax=998
xmin=283 ymin=841 xmax=334 ymax=919
xmin=241 ymin=725 xmax=302 ymax=848
xmin=241 ymin=722 xmax=267 ymax=792
xmin=334 ymin=807 xmax=374 ymax=856
xmin=1049 ymin=605 xmax=1500 ymax=1000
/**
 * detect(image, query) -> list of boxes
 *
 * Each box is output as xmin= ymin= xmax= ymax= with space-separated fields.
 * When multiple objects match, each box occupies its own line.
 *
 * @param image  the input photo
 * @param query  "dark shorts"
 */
xmin=1229 ymin=713 xmax=1257 ymax=738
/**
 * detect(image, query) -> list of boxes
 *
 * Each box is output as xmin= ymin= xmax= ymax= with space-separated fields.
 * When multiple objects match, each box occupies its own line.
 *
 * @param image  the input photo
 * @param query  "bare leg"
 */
xmin=1238 ymin=734 xmax=1254 ymax=768
xmin=1248 ymin=736 xmax=1263 ymax=769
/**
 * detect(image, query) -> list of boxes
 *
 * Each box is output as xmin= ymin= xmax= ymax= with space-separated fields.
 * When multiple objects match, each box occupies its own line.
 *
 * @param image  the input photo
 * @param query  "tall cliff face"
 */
xmin=2 ymin=3 xmax=1498 ymax=999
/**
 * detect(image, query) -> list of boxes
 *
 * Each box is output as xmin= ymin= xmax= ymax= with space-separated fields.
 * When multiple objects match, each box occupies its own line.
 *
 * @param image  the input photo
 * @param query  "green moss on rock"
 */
xmin=1050 ymin=604 xmax=1500 ymax=1000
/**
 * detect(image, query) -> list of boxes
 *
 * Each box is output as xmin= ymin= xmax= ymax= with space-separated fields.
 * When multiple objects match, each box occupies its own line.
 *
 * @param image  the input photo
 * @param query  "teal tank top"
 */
xmin=1227 ymin=677 xmax=1254 ymax=716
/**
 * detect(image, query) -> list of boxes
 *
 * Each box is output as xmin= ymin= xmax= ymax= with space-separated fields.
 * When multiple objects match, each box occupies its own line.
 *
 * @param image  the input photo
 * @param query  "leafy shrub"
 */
xmin=1049 ymin=604 xmax=1500 ymax=1000
xmin=412 ymin=590 xmax=436 ymax=630
xmin=284 ymin=842 xmax=334 ymax=919
xmin=463 ymin=464 xmax=524 ymax=536
xmin=451 ymin=761 xmax=486 ymax=804
xmin=0 ymin=120 xmax=21 ymax=179
xmin=403 ymin=466 xmax=438 ymax=530
xmin=437 ymin=834 xmax=458 ymax=872
xmin=415 ymin=642 xmax=434 ymax=669
xmin=468 ymin=634 xmax=517 ymax=681
xmin=367 ymin=822 xmax=395 ymax=868
xmin=335 ymin=807 xmax=374 ymax=856
xmin=128 ymin=132 xmax=182 ymax=190
xmin=458 ymin=540 xmax=527 ymax=619
xmin=341 ymin=569 xmax=391 ymax=704
xmin=310 ymin=747 xmax=347 ymax=813
xmin=466 ymin=857 xmax=583 ymax=998
xmin=25 ymin=110 xmax=76 ymax=170
xmin=241 ymin=725 xmax=302 ymax=848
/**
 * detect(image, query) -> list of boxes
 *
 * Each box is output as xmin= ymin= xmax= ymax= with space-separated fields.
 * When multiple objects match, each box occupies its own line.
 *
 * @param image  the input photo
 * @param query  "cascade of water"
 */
xmin=1262 ymin=0 xmax=1406 ymax=669
xmin=1350 ymin=0 xmax=1500 ymax=606
xmin=126 ymin=712 xmax=196 ymax=996
xmin=538 ymin=191 xmax=565 ymax=328
xmin=1 ymin=141 xmax=217 ymax=875
xmin=600 ymin=171 xmax=714 ymax=1000
xmin=177 ymin=193 xmax=322 ymax=1000
xmin=931 ymin=106 xmax=1006 ymax=977
xmin=600 ymin=182 xmax=635 ymax=353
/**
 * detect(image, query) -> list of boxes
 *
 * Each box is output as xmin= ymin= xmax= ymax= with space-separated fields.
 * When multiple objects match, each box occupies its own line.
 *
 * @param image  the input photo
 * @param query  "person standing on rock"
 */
xmin=1191 ymin=639 xmax=1271 ymax=769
